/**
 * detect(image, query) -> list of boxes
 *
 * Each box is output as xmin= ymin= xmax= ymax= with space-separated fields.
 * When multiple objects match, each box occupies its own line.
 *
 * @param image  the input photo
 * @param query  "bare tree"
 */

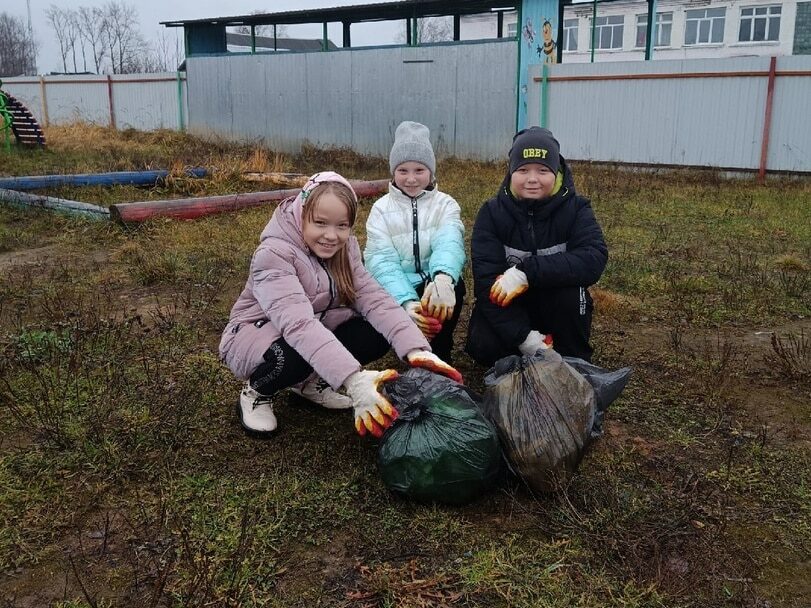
xmin=233 ymin=10 xmax=288 ymax=37
xmin=420 ymin=16 xmax=454 ymax=42
xmin=46 ymin=5 xmax=76 ymax=73
xmin=76 ymin=6 xmax=108 ymax=74
xmin=100 ymin=1 xmax=148 ymax=74
xmin=0 ymin=12 xmax=37 ymax=76
xmin=397 ymin=16 xmax=454 ymax=44
xmin=65 ymin=10 xmax=81 ymax=73
xmin=153 ymin=28 xmax=183 ymax=71
xmin=46 ymin=1 xmax=158 ymax=75
xmin=133 ymin=29 xmax=182 ymax=72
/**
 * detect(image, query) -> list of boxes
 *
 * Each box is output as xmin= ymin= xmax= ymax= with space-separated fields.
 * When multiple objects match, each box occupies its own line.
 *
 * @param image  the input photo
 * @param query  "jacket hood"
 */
xmin=260 ymin=171 xmax=358 ymax=246
xmin=498 ymin=154 xmax=576 ymax=220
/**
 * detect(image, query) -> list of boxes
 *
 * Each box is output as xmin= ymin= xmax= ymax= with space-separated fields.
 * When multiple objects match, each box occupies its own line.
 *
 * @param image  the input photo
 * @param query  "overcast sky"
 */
xmin=7 ymin=0 xmax=401 ymax=74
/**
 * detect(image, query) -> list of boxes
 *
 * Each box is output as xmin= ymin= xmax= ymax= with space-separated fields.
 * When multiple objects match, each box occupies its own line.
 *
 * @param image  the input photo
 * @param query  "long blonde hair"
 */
xmin=301 ymin=182 xmax=358 ymax=306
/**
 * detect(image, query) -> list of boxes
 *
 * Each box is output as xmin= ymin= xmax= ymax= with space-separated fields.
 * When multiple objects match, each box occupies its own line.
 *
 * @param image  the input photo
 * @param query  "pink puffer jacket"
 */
xmin=219 ymin=172 xmax=430 ymax=389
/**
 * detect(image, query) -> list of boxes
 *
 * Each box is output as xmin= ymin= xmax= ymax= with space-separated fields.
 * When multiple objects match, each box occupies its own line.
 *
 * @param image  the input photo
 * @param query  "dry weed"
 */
xmin=590 ymin=287 xmax=637 ymax=321
xmin=773 ymin=254 xmax=809 ymax=273
xmin=767 ymin=330 xmax=810 ymax=381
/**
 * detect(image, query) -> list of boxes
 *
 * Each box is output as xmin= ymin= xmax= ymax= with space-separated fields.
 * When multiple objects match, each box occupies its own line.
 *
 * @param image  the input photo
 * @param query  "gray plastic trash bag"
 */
xmin=482 ymin=349 xmax=631 ymax=493
xmin=378 ymin=368 xmax=502 ymax=505
xmin=562 ymin=356 xmax=632 ymax=438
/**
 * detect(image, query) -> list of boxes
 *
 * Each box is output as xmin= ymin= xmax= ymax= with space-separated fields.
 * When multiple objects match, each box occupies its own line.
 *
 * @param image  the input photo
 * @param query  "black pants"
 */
xmin=415 ymin=277 xmax=466 ymax=364
xmin=465 ymin=285 xmax=593 ymax=365
xmin=249 ymin=317 xmax=390 ymax=396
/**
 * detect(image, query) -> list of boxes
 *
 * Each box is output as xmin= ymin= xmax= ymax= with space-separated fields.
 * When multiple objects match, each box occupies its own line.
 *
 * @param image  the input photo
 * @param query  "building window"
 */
xmin=591 ymin=15 xmax=624 ymax=50
xmin=685 ymin=7 xmax=726 ymax=45
xmin=563 ymin=18 xmax=578 ymax=51
xmin=636 ymin=12 xmax=673 ymax=48
xmin=739 ymin=5 xmax=781 ymax=42
xmin=507 ymin=21 xmax=518 ymax=38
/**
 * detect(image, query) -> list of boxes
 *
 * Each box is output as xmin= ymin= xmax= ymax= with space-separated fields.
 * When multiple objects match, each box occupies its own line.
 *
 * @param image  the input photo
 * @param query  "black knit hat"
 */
xmin=508 ymin=127 xmax=561 ymax=175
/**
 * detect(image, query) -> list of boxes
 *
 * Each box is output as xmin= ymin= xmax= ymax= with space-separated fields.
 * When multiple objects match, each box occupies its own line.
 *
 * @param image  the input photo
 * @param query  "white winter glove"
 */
xmin=489 ymin=266 xmax=528 ymax=307
xmin=342 ymin=369 xmax=400 ymax=438
xmin=403 ymin=300 xmax=442 ymax=339
xmin=518 ymin=330 xmax=554 ymax=356
xmin=420 ymin=273 xmax=456 ymax=323
xmin=406 ymin=349 xmax=463 ymax=383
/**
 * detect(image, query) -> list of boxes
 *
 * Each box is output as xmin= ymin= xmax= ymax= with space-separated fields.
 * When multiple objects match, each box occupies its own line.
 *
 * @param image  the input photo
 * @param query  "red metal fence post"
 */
xmin=758 ymin=56 xmax=777 ymax=184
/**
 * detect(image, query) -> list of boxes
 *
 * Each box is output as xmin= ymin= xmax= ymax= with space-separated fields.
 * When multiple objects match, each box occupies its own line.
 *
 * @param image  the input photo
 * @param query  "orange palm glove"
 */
xmin=343 ymin=369 xmax=400 ymax=438
xmin=406 ymin=350 xmax=463 ymax=384
xmin=489 ymin=266 xmax=528 ymax=307
xmin=403 ymin=300 xmax=442 ymax=339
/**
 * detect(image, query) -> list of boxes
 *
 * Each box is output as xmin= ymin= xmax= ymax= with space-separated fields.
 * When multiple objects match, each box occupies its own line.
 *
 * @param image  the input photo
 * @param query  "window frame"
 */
xmin=635 ymin=11 xmax=673 ymax=48
xmin=563 ymin=18 xmax=579 ymax=51
xmin=684 ymin=7 xmax=726 ymax=46
xmin=738 ymin=4 xmax=781 ymax=43
xmin=591 ymin=14 xmax=624 ymax=50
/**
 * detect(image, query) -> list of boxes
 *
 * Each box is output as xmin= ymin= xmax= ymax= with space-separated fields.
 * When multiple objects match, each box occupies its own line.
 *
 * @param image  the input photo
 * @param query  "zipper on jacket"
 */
xmin=318 ymin=258 xmax=336 ymax=320
xmin=527 ymin=208 xmax=536 ymax=250
xmin=411 ymin=195 xmax=429 ymax=285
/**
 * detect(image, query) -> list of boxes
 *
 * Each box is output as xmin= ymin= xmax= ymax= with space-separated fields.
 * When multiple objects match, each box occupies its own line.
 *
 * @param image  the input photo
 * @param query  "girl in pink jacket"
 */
xmin=219 ymin=172 xmax=461 ymax=438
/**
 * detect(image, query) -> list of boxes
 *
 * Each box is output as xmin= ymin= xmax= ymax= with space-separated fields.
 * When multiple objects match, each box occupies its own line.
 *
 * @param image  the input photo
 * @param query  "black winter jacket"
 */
xmin=468 ymin=157 xmax=607 ymax=349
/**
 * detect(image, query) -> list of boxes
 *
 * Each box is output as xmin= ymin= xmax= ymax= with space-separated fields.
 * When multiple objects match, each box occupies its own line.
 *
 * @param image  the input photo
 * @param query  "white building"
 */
xmin=461 ymin=1 xmax=806 ymax=62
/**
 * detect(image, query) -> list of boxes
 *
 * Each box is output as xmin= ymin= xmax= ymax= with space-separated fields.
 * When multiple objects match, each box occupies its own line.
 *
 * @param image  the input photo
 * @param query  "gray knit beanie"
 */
xmin=389 ymin=121 xmax=436 ymax=175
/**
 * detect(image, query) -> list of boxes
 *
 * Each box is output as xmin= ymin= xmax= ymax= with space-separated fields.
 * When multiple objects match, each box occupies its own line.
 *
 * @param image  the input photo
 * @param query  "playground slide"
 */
xmin=0 ymin=83 xmax=46 ymax=149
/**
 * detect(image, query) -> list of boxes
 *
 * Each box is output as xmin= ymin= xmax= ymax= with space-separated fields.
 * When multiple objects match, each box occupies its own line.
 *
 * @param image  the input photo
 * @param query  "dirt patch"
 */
xmin=0 ymin=244 xmax=110 ymax=273
xmin=0 ymin=509 xmax=143 ymax=607
xmin=604 ymin=421 xmax=664 ymax=458
xmin=0 ymin=244 xmax=60 ymax=270
xmin=602 ymin=319 xmax=811 ymax=449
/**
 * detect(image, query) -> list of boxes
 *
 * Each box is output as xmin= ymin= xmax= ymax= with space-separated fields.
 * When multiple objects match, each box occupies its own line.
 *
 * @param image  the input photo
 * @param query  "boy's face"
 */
xmin=394 ymin=161 xmax=431 ymax=197
xmin=510 ymin=163 xmax=556 ymax=200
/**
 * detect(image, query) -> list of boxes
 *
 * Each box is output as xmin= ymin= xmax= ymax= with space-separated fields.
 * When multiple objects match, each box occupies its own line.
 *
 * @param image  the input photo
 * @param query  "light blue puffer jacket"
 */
xmin=364 ymin=183 xmax=465 ymax=305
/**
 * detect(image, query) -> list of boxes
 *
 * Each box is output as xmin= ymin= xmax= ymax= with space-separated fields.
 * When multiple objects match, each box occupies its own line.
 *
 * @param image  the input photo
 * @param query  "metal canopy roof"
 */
xmin=161 ymin=0 xmax=522 ymax=28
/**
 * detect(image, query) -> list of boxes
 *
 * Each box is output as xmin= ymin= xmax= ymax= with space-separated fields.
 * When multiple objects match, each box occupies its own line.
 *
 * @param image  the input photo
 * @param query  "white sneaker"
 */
xmin=237 ymin=382 xmax=277 ymax=435
xmin=289 ymin=377 xmax=353 ymax=410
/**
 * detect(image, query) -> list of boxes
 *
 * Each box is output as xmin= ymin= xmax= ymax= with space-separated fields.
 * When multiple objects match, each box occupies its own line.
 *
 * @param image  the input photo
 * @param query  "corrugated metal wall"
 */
xmin=527 ymin=56 xmax=811 ymax=172
xmin=2 ymin=74 xmax=186 ymax=131
xmin=3 ymin=51 xmax=808 ymax=173
xmin=111 ymin=74 xmax=186 ymax=130
xmin=767 ymin=56 xmax=811 ymax=172
xmin=186 ymin=41 xmax=519 ymax=161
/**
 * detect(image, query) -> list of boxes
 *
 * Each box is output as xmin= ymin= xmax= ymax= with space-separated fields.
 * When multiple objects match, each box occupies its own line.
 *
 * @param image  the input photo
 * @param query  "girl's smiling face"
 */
xmin=393 ymin=161 xmax=431 ymax=197
xmin=302 ymin=192 xmax=352 ymax=258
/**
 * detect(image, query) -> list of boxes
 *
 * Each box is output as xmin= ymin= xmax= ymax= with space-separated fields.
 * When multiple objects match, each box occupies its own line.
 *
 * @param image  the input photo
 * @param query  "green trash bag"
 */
xmin=378 ymin=368 xmax=502 ymax=505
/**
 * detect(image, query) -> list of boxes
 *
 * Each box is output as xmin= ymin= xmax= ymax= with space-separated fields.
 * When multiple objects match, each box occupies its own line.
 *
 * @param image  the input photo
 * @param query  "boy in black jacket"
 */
xmin=465 ymin=127 xmax=607 ymax=364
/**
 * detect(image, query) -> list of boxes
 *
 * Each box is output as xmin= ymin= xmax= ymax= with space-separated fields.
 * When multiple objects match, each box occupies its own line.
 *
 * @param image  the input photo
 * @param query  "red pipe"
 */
xmin=110 ymin=178 xmax=389 ymax=224
xmin=758 ymin=56 xmax=777 ymax=184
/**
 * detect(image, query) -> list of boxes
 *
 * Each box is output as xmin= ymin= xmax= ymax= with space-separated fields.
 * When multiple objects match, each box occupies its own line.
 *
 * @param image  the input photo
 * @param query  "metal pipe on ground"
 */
xmin=0 ymin=168 xmax=207 ymax=191
xmin=110 ymin=179 xmax=390 ymax=224
xmin=0 ymin=188 xmax=109 ymax=219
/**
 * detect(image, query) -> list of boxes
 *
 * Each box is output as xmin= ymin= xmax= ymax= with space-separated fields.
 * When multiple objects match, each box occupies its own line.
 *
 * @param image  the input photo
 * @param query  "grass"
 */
xmin=0 ymin=125 xmax=809 ymax=607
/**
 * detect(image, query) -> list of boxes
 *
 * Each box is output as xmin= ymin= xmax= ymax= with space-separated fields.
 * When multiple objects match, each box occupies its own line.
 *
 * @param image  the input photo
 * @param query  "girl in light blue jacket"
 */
xmin=364 ymin=121 xmax=466 ymax=363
